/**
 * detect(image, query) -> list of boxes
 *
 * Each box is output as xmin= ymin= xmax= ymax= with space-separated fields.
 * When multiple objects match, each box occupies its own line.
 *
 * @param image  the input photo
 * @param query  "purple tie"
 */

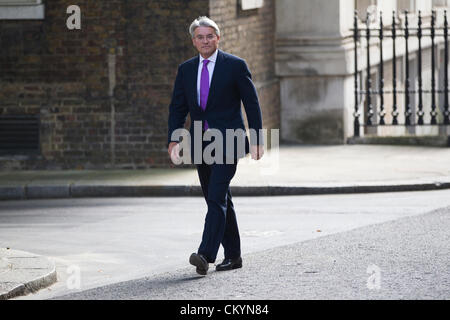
xmin=200 ymin=59 xmax=210 ymax=130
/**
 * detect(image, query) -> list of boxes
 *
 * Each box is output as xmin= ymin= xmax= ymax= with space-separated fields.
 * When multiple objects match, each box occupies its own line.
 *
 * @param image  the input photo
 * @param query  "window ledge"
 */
xmin=0 ymin=3 xmax=45 ymax=20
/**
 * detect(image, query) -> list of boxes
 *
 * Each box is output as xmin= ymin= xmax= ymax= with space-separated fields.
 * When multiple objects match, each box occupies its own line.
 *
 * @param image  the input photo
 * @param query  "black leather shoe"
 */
xmin=215 ymin=257 xmax=242 ymax=271
xmin=189 ymin=253 xmax=209 ymax=275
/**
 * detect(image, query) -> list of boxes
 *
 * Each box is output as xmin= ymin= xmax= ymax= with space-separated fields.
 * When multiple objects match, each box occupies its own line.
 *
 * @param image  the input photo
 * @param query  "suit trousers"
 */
xmin=195 ymin=139 xmax=241 ymax=263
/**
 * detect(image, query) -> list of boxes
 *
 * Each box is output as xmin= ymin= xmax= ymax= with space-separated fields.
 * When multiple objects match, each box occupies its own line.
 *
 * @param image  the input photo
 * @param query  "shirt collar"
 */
xmin=199 ymin=49 xmax=218 ymax=64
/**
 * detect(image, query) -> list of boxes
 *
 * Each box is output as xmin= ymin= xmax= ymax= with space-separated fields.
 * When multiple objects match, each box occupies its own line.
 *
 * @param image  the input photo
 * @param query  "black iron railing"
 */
xmin=353 ymin=10 xmax=450 ymax=137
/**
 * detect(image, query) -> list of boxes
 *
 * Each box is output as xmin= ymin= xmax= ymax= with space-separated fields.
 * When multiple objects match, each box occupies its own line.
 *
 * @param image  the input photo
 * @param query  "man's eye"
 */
xmin=197 ymin=35 xmax=215 ymax=40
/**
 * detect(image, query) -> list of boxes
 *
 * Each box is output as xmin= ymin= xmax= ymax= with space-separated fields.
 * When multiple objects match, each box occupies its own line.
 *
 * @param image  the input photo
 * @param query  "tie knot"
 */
xmin=203 ymin=59 xmax=210 ymax=66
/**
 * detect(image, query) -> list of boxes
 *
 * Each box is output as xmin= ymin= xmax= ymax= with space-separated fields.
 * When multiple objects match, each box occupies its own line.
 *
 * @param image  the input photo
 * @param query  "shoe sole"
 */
xmin=189 ymin=254 xmax=208 ymax=275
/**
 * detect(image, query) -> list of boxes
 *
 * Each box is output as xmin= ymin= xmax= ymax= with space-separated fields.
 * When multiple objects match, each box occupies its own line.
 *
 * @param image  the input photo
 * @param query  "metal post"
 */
xmin=431 ymin=10 xmax=437 ymax=124
xmin=366 ymin=12 xmax=374 ymax=125
xmin=392 ymin=11 xmax=399 ymax=125
xmin=354 ymin=11 xmax=360 ymax=136
xmin=379 ymin=11 xmax=385 ymax=125
xmin=444 ymin=10 xmax=450 ymax=124
xmin=404 ymin=11 xmax=412 ymax=125
xmin=417 ymin=10 xmax=424 ymax=125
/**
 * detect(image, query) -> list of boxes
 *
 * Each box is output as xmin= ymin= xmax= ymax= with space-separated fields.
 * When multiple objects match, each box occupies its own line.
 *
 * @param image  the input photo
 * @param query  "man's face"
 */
xmin=192 ymin=26 xmax=220 ymax=58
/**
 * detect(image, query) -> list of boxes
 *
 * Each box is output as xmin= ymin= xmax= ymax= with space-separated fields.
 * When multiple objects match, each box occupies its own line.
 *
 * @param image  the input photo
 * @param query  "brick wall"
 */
xmin=1 ymin=0 xmax=126 ymax=169
xmin=0 ymin=0 xmax=279 ymax=170
xmin=210 ymin=0 xmax=280 ymax=133
xmin=114 ymin=0 xmax=207 ymax=168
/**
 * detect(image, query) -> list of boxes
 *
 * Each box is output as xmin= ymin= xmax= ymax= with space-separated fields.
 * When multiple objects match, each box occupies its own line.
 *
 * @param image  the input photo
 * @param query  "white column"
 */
xmin=275 ymin=0 xmax=356 ymax=144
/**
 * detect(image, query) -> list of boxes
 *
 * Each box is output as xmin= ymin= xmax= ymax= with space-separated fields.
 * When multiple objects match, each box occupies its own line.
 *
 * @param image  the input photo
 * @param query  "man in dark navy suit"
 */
xmin=167 ymin=16 xmax=264 ymax=276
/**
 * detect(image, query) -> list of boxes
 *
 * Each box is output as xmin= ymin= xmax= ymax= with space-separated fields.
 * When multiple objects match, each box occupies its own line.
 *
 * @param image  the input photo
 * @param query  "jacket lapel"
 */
xmin=191 ymin=56 xmax=200 ymax=108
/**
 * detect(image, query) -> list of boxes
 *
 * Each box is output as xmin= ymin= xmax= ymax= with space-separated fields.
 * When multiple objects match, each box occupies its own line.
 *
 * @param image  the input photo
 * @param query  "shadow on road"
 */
xmin=53 ymin=269 xmax=209 ymax=300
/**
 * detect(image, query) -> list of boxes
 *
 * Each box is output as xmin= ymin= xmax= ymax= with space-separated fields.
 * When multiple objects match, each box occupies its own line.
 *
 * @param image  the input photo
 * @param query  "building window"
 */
xmin=0 ymin=0 xmax=45 ymax=20
xmin=433 ymin=0 xmax=450 ymax=7
xmin=397 ymin=0 xmax=416 ymax=12
xmin=355 ymin=0 xmax=378 ymax=21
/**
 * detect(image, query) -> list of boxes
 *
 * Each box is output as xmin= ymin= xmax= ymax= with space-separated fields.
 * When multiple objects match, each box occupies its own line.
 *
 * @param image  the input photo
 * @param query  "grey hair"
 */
xmin=189 ymin=16 xmax=220 ymax=38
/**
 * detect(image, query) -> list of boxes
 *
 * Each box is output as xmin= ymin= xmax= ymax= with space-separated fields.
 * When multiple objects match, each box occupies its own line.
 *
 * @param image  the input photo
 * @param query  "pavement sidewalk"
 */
xmin=1 ymin=144 xmax=450 ymax=200
xmin=0 ymin=248 xmax=56 ymax=300
xmin=1 ymin=144 xmax=449 ymax=299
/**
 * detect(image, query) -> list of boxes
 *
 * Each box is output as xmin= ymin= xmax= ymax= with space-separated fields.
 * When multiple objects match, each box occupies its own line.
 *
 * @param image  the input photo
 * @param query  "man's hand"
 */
xmin=168 ymin=142 xmax=181 ymax=164
xmin=250 ymin=145 xmax=264 ymax=160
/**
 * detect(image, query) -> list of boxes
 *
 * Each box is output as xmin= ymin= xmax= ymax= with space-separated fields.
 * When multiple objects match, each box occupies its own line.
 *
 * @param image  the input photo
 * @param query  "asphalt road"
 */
xmin=56 ymin=206 xmax=450 ymax=300
xmin=1 ymin=189 xmax=449 ymax=299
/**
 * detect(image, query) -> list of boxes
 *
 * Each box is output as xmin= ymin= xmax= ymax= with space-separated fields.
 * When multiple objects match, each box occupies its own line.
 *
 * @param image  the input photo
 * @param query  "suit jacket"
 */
xmin=167 ymin=49 xmax=263 ymax=163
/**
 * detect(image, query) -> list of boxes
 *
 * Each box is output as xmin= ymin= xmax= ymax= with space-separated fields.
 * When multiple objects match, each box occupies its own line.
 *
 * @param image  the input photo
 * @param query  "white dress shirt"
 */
xmin=197 ymin=49 xmax=218 ymax=106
